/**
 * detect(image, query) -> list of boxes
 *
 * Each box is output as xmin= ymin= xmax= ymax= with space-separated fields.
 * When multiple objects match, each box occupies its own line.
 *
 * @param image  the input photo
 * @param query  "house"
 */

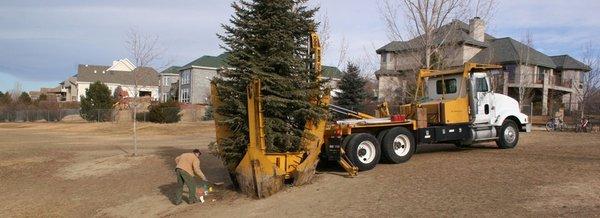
xmin=375 ymin=17 xmax=590 ymax=116
xmin=178 ymin=53 xmax=231 ymax=104
xmin=158 ymin=66 xmax=180 ymax=102
xmin=29 ymin=85 xmax=70 ymax=101
xmin=59 ymin=76 xmax=78 ymax=101
xmin=177 ymin=53 xmax=344 ymax=104
xmin=65 ymin=59 xmax=160 ymax=101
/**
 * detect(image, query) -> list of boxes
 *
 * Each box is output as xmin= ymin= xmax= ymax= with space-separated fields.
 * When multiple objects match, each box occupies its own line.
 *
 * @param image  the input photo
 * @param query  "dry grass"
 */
xmin=1 ymin=123 xmax=599 ymax=217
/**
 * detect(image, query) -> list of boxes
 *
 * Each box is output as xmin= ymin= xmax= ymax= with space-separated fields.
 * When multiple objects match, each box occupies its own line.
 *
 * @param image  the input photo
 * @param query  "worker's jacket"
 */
xmin=175 ymin=153 xmax=207 ymax=181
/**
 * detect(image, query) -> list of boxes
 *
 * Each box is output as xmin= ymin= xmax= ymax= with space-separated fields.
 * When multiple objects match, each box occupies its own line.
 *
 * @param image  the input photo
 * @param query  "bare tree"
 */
xmin=317 ymin=9 xmax=331 ymax=55
xmin=378 ymin=0 xmax=498 ymax=102
xmin=380 ymin=0 xmax=473 ymax=69
xmin=516 ymin=30 xmax=535 ymax=111
xmin=9 ymin=82 xmax=23 ymax=101
xmin=124 ymin=27 xmax=165 ymax=156
xmin=579 ymin=42 xmax=600 ymax=117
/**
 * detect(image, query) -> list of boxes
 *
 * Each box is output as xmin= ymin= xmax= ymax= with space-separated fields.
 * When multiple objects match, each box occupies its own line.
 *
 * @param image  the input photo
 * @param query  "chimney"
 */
xmin=469 ymin=17 xmax=485 ymax=42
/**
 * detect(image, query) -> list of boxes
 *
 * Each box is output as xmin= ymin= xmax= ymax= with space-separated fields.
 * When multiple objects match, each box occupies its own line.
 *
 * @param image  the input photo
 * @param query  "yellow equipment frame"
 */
xmin=211 ymin=31 xmax=336 ymax=198
xmin=413 ymin=62 xmax=502 ymax=124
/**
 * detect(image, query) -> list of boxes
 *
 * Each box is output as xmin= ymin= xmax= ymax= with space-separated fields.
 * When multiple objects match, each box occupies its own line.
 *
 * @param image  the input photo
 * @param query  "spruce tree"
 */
xmin=80 ymin=81 xmax=115 ymax=122
xmin=18 ymin=92 xmax=32 ymax=105
xmin=213 ymin=0 xmax=326 ymax=169
xmin=335 ymin=63 xmax=368 ymax=112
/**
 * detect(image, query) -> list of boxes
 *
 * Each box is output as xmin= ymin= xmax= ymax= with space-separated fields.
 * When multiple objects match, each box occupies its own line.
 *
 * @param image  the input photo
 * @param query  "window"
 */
xmin=436 ymin=79 xmax=457 ymax=95
xmin=181 ymin=72 xmax=190 ymax=85
xmin=475 ymin=77 xmax=488 ymax=92
xmin=503 ymin=65 xmax=516 ymax=82
xmin=139 ymin=91 xmax=152 ymax=97
xmin=181 ymin=88 xmax=190 ymax=103
xmin=536 ymin=67 xmax=548 ymax=84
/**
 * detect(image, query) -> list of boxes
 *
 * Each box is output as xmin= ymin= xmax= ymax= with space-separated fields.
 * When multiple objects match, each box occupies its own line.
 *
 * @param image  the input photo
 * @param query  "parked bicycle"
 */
xmin=545 ymin=117 xmax=565 ymax=132
xmin=575 ymin=117 xmax=590 ymax=133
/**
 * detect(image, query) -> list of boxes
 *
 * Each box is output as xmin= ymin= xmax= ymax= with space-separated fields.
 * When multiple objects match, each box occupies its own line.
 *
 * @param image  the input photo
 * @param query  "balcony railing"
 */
xmin=553 ymin=79 xmax=572 ymax=88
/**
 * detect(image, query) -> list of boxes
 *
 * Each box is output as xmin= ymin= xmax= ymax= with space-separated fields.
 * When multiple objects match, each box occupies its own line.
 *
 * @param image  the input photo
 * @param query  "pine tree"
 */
xmin=0 ymin=91 xmax=11 ymax=106
xmin=37 ymin=93 xmax=48 ymax=102
xmin=80 ymin=81 xmax=115 ymax=122
xmin=18 ymin=92 xmax=32 ymax=105
xmin=213 ymin=0 xmax=326 ymax=169
xmin=335 ymin=63 xmax=368 ymax=112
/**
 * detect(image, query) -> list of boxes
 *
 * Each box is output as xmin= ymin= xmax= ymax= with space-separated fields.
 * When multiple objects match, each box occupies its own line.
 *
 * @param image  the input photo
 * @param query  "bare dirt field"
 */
xmin=1 ymin=122 xmax=600 ymax=217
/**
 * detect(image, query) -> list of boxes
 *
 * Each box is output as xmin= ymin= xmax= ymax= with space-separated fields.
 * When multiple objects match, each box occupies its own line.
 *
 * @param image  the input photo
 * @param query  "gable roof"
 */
xmin=183 ymin=53 xmax=230 ymax=69
xmin=77 ymin=65 xmax=159 ymax=86
xmin=550 ymin=55 xmax=591 ymax=71
xmin=376 ymin=20 xmax=495 ymax=54
xmin=160 ymin=66 xmax=181 ymax=74
xmin=470 ymin=37 xmax=557 ymax=68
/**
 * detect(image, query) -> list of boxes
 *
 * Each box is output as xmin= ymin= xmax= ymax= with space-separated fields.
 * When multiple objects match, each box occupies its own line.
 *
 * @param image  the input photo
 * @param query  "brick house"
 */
xmin=375 ymin=17 xmax=590 ymax=115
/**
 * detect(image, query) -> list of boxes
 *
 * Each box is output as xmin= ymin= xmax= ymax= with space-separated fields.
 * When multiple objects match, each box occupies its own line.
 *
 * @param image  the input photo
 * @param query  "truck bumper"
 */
xmin=525 ymin=123 xmax=532 ymax=132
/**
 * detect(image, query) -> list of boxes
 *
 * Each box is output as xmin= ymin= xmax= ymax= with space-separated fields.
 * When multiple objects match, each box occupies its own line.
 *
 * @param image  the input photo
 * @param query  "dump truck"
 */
xmin=211 ymin=32 xmax=531 ymax=198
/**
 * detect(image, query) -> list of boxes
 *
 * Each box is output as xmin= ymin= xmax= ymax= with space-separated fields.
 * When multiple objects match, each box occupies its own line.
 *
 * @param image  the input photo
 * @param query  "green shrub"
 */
xmin=147 ymin=100 xmax=181 ymax=123
xmin=80 ymin=81 xmax=115 ymax=122
xmin=202 ymin=105 xmax=213 ymax=121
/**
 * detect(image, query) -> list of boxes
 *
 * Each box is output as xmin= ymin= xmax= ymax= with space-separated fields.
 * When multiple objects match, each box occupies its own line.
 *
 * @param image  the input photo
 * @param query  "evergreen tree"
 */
xmin=335 ymin=63 xmax=368 ymax=112
xmin=18 ymin=92 xmax=32 ymax=105
xmin=38 ymin=93 xmax=48 ymax=102
xmin=213 ymin=0 xmax=326 ymax=168
xmin=80 ymin=81 xmax=115 ymax=122
xmin=147 ymin=100 xmax=181 ymax=123
xmin=0 ymin=91 xmax=11 ymax=105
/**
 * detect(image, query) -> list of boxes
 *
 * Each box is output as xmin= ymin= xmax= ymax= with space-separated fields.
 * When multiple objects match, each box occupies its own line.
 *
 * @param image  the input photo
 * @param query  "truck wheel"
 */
xmin=381 ymin=127 xmax=415 ymax=164
xmin=496 ymin=120 xmax=519 ymax=149
xmin=376 ymin=129 xmax=389 ymax=146
xmin=344 ymin=133 xmax=380 ymax=171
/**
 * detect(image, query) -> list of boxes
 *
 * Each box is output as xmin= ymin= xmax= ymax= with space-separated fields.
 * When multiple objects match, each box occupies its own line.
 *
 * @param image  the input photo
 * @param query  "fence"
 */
xmin=0 ymin=109 xmax=81 ymax=122
xmin=0 ymin=107 xmax=209 ymax=123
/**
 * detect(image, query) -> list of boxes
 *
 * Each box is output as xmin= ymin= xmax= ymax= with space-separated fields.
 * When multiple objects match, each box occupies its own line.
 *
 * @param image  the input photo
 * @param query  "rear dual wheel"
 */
xmin=380 ymin=127 xmax=416 ymax=164
xmin=344 ymin=133 xmax=380 ymax=171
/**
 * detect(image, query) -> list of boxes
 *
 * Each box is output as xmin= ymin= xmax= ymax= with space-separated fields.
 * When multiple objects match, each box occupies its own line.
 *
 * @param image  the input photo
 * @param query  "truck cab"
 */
xmin=414 ymin=63 xmax=531 ymax=148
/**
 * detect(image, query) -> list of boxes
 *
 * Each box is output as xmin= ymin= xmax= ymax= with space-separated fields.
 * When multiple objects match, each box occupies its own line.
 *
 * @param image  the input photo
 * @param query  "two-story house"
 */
xmin=177 ymin=53 xmax=344 ymax=105
xmin=158 ymin=66 xmax=180 ymax=102
xmin=376 ymin=17 xmax=590 ymax=116
xmin=178 ymin=53 xmax=231 ymax=104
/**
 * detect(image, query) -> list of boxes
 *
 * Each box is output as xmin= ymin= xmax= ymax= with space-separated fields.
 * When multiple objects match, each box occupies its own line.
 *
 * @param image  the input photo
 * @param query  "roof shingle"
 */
xmin=470 ymin=37 xmax=557 ymax=68
xmin=376 ymin=20 xmax=495 ymax=54
xmin=550 ymin=55 xmax=591 ymax=71
xmin=77 ymin=65 xmax=159 ymax=86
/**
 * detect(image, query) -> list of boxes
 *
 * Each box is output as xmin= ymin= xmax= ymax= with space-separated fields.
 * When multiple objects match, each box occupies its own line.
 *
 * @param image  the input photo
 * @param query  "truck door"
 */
xmin=472 ymin=73 xmax=494 ymax=124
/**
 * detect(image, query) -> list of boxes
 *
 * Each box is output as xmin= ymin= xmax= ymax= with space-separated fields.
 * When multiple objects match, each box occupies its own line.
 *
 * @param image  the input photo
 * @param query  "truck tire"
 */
xmin=496 ymin=120 xmax=519 ymax=149
xmin=381 ymin=127 xmax=415 ymax=164
xmin=344 ymin=133 xmax=380 ymax=171
xmin=376 ymin=129 xmax=389 ymax=146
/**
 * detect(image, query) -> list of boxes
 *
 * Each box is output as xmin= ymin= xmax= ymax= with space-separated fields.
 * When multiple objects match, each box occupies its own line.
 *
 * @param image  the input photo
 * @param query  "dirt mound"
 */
xmin=56 ymin=154 xmax=153 ymax=180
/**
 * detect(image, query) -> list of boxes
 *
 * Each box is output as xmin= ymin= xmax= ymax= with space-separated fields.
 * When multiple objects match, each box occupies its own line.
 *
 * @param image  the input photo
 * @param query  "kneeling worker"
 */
xmin=174 ymin=149 xmax=207 ymax=205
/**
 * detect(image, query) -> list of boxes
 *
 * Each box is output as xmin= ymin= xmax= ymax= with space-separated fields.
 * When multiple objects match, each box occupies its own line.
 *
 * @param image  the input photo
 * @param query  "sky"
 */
xmin=1 ymin=0 xmax=599 ymax=91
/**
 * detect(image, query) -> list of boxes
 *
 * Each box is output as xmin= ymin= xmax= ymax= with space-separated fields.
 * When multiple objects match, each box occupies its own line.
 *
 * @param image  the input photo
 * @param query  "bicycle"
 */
xmin=545 ymin=117 xmax=565 ymax=132
xmin=575 ymin=117 xmax=590 ymax=133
